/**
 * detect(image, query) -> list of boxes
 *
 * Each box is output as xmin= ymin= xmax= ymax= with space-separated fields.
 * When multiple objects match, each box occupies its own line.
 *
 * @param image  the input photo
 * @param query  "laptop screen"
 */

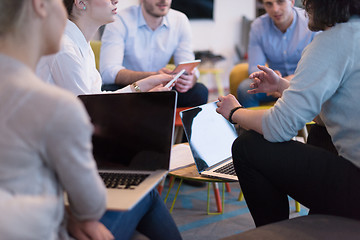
xmin=180 ymin=102 xmax=238 ymax=172
xmin=78 ymin=91 xmax=177 ymax=171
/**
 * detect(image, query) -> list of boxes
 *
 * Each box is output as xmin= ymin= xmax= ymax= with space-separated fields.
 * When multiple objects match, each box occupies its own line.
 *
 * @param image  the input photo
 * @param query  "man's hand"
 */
xmin=158 ymin=67 xmax=173 ymax=75
xmin=216 ymin=94 xmax=242 ymax=121
xmin=67 ymin=215 xmax=114 ymax=240
xmin=175 ymin=71 xmax=196 ymax=93
xmin=248 ymin=65 xmax=281 ymax=95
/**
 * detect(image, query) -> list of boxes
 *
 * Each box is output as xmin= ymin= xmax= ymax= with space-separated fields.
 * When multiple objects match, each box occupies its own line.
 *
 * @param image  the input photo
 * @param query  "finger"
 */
xmin=247 ymin=89 xmax=259 ymax=94
xmin=99 ymin=223 xmax=114 ymax=240
xmin=175 ymin=81 xmax=188 ymax=88
xmin=249 ymin=71 xmax=262 ymax=79
xmin=257 ymin=65 xmax=274 ymax=75
xmin=74 ymin=230 xmax=91 ymax=240
xmin=175 ymin=86 xmax=187 ymax=93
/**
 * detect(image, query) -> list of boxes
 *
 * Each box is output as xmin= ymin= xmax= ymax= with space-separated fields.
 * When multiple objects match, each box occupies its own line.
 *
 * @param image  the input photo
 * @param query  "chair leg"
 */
xmin=169 ymin=178 xmax=183 ymax=213
xmin=207 ymin=182 xmax=225 ymax=215
xmin=164 ymin=176 xmax=176 ymax=204
xmin=215 ymin=72 xmax=224 ymax=96
xmin=168 ymin=176 xmax=174 ymax=187
xmin=238 ymin=190 xmax=244 ymax=201
xmin=295 ymin=201 xmax=301 ymax=212
xmin=225 ymin=182 xmax=231 ymax=192
xmin=157 ymin=176 xmax=166 ymax=196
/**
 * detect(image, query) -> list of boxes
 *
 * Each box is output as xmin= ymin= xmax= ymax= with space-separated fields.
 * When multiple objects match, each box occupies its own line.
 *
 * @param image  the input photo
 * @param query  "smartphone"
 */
xmin=165 ymin=69 xmax=186 ymax=88
xmin=172 ymin=60 xmax=201 ymax=74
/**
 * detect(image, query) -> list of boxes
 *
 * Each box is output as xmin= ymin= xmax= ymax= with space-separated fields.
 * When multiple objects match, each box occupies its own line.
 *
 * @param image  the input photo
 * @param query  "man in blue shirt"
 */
xmin=237 ymin=0 xmax=316 ymax=107
xmin=100 ymin=0 xmax=208 ymax=107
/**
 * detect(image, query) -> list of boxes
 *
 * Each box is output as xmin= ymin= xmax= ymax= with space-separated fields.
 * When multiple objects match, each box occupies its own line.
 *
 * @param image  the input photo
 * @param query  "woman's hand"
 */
xmin=67 ymin=215 xmax=114 ymax=240
xmin=248 ymin=65 xmax=282 ymax=95
xmin=136 ymin=74 xmax=173 ymax=92
xmin=216 ymin=94 xmax=242 ymax=121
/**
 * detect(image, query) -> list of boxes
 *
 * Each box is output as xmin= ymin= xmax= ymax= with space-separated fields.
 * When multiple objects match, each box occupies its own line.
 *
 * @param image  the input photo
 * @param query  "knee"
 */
xmin=232 ymin=130 xmax=262 ymax=168
xmin=191 ymin=83 xmax=209 ymax=105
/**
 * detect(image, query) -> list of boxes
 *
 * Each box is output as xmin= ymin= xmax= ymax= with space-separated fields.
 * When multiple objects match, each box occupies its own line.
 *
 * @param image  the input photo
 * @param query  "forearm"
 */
xmin=277 ymin=77 xmax=290 ymax=95
xmin=283 ymin=74 xmax=295 ymax=81
xmin=115 ymin=69 xmax=157 ymax=85
xmin=232 ymin=108 xmax=266 ymax=134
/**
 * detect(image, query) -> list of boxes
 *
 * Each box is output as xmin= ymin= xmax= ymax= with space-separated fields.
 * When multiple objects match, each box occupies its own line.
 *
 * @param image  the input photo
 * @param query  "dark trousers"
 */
xmin=102 ymin=82 xmax=208 ymax=108
xmin=176 ymin=82 xmax=208 ymax=107
xmin=232 ymin=128 xmax=360 ymax=227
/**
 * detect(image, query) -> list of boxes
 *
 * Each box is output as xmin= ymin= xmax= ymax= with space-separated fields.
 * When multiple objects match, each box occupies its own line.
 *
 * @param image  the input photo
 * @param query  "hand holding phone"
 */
xmin=172 ymin=60 xmax=201 ymax=74
xmin=164 ymin=69 xmax=186 ymax=88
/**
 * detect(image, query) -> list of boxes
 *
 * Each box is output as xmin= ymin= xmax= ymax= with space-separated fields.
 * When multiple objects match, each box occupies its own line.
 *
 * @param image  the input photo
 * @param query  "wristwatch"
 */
xmin=132 ymin=82 xmax=141 ymax=92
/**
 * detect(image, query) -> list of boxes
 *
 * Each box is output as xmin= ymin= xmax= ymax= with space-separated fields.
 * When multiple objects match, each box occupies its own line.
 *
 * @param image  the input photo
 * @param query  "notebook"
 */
xmin=180 ymin=102 xmax=239 ymax=181
xmin=78 ymin=91 xmax=177 ymax=211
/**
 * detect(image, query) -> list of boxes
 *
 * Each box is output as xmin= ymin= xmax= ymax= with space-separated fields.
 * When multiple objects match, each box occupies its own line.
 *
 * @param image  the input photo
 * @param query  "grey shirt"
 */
xmin=263 ymin=16 xmax=360 ymax=168
xmin=0 ymin=54 xmax=106 ymax=239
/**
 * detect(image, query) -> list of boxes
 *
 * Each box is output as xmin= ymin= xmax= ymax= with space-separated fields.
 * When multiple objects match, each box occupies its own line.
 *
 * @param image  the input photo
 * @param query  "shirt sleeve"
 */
xmin=44 ymin=96 xmax=106 ymax=220
xmin=100 ymin=18 xmax=127 ymax=84
xmin=248 ymin=20 xmax=267 ymax=74
xmin=49 ymin=51 xmax=102 ymax=95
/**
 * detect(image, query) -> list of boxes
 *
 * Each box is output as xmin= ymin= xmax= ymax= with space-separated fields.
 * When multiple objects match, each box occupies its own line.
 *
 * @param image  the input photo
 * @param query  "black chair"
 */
xmin=221 ymin=215 xmax=360 ymax=240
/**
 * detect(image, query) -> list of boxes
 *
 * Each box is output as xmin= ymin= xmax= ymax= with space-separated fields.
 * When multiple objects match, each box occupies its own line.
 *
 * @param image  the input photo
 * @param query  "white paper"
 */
xmin=170 ymin=143 xmax=195 ymax=171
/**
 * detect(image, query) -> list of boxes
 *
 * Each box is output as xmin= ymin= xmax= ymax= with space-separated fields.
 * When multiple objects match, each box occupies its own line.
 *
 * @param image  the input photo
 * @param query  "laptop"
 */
xmin=180 ymin=102 xmax=239 ymax=181
xmin=78 ymin=91 xmax=177 ymax=211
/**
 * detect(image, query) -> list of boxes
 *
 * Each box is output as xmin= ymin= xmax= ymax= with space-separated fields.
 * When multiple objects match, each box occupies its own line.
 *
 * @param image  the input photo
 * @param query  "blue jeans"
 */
xmin=237 ymin=78 xmax=277 ymax=108
xmin=100 ymin=190 xmax=182 ymax=240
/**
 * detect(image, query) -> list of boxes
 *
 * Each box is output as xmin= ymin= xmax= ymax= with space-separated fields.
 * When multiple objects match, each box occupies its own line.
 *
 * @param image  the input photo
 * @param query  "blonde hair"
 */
xmin=0 ymin=0 xmax=29 ymax=35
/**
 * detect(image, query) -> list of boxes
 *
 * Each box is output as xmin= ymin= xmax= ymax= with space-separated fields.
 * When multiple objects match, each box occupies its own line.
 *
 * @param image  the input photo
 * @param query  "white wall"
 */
xmin=115 ymin=0 xmax=255 ymax=90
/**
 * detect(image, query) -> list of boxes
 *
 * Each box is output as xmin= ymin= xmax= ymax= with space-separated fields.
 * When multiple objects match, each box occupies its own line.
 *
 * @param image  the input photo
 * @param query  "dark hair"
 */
xmin=63 ymin=0 xmax=74 ymax=16
xmin=303 ymin=0 xmax=360 ymax=31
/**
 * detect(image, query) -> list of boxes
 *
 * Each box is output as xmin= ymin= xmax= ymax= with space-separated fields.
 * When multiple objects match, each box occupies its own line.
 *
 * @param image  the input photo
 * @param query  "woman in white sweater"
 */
xmin=0 ymin=0 xmax=181 ymax=239
xmin=0 ymin=0 xmax=112 ymax=239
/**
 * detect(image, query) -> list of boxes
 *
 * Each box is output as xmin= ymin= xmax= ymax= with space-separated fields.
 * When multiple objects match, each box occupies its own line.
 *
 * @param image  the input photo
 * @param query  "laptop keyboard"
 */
xmin=214 ymin=162 xmax=237 ymax=176
xmin=100 ymin=172 xmax=150 ymax=189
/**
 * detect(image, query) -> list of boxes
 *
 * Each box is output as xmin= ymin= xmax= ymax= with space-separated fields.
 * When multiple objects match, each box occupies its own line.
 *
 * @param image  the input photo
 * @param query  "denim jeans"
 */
xmin=100 ymin=189 xmax=182 ymax=240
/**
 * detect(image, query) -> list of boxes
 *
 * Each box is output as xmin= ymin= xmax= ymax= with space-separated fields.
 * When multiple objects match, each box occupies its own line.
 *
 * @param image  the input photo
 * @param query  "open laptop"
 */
xmin=180 ymin=102 xmax=239 ymax=181
xmin=78 ymin=91 xmax=177 ymax=211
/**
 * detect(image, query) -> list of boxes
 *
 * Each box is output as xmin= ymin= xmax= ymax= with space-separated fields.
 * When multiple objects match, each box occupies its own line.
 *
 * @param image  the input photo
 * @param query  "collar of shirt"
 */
xmin=137 ymin=5 xmax=169 ymax=30
xmin=64 ymin=20 xmax=90 ymax=58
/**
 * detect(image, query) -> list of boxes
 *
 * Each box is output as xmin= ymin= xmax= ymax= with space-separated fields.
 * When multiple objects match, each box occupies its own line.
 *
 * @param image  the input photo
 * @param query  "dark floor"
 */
xmin=132 ymin=180 xmax=308 ymax=240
